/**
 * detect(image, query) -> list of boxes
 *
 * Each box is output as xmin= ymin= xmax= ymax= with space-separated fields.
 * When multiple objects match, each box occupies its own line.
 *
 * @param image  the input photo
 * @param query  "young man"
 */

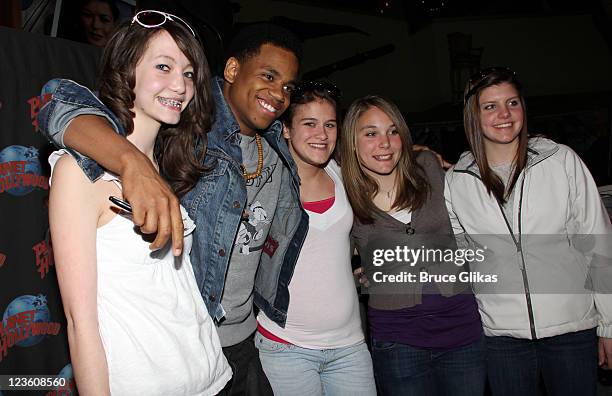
xmin=39 ymin=23 xmax=306 ymax=395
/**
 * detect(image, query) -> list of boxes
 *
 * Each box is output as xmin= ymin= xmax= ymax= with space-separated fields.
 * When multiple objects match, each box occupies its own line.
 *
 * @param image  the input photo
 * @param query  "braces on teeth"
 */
xmin=159 ymin=98 xmax=182 ymax=107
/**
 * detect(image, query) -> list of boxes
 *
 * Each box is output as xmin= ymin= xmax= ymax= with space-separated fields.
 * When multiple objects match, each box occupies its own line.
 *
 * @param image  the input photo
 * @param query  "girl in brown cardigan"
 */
xmin=341 ymin=95 xmax=484 ymax=396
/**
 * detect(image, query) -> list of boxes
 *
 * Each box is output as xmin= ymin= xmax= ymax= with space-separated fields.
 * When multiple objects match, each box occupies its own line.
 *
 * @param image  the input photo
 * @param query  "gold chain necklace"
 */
xmin=241 ymin=134 xmax=264 ymax=181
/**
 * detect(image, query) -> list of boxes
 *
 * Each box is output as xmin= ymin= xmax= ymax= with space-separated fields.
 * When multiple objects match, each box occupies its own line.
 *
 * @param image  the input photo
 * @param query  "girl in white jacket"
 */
xmin=444 ymin=67 xmax=612 ymax=396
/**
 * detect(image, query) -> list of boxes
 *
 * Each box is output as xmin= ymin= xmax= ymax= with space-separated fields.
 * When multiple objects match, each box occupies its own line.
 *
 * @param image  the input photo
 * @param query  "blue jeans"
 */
xmin=485 ymin=328 xmax=598 ymax=396
xmin=371 ymin=337 xmax=486 ymax=396
xmin=254 ymin=332 xmax=376 ymax=396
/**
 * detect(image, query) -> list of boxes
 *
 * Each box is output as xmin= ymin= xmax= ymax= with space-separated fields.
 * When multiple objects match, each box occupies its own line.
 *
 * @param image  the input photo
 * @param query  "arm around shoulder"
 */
xmin=416 ymin=150 xmax=446 ymax=184
xmin=40 ymin=80 xmax=183 ymax=251
xmin=38 ymin=79 xmax=132 ymax=181
xmin=38 ymin=79 xmax=124 ymax=147
xmin=38 ymin=78 xmax=141 ymax=176
xmin=63 ymin=116 xmax=184 ymax=254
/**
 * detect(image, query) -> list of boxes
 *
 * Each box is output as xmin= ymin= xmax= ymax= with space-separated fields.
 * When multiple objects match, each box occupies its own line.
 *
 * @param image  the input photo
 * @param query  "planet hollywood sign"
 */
xmin=0 ymin=295 xmax=61 ymax=362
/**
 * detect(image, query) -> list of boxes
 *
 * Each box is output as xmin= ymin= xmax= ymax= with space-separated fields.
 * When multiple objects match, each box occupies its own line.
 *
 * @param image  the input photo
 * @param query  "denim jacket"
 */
xmin=38 ymin=77 xmax=308 ymax=327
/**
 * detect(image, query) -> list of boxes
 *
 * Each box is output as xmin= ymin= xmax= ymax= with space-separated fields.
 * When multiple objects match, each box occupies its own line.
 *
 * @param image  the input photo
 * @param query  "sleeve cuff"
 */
xmin=598 ymin=324 xmax=612 ymax=338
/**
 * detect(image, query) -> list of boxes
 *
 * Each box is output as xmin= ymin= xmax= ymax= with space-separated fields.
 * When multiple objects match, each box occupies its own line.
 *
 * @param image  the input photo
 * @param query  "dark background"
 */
xmin=1 ymin=1 xmax=611 ymax=395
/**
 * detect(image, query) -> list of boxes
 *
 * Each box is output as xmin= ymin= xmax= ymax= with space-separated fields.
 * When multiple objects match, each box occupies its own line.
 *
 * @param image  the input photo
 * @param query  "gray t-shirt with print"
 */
xmin=217 ymin=134 xmax=283 ymax=347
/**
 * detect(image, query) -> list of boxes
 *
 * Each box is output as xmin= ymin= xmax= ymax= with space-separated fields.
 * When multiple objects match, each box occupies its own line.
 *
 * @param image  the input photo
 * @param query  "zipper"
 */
xmin=455 ymin=167 xmax=538 ymax=339
xmin=497 ymin=175 xmax=537 ymax=340
xmin=510 ymin=145 xmax=556 ymax=339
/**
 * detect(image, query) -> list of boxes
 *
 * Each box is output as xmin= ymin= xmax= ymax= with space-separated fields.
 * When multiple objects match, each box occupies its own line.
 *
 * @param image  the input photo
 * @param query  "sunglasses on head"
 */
xmin=291 ymin=80 xmax=342 ymax=102
xmin=131 ymin=10 xmax=196 ymax=37
xmin=464 ymin=66 xmax=516 ymax=102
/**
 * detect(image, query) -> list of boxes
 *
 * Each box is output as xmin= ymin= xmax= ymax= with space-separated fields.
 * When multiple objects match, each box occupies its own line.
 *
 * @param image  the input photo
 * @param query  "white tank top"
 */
xmin=50 ymin=151 xmax=231 ymax=395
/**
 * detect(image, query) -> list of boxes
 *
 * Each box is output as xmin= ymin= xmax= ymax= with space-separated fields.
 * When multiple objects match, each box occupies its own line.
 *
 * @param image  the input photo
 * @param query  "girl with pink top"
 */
xmin=254 ymin=81 xmax=376 ymax=396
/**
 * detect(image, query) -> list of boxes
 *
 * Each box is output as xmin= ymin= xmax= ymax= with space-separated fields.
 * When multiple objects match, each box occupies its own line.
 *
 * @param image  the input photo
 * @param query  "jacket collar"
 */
xmin=452 ymin=136 xmax=560 ymax=176
xmin=208 ymin=76 xmax=284 ymax=145
xmin=209 ymin=76 xmax=240 ymax=143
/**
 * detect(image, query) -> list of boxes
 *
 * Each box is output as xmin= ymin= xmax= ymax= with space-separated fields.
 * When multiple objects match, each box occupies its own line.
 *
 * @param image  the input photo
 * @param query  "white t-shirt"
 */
xmin=257 ymin=160 xmax=364 ymax=349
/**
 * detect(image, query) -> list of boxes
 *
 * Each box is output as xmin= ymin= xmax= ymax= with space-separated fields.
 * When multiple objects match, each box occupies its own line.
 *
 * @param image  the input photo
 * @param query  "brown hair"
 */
xmin=282 ymin=80 xmax=339 ymax=126
xmin=340 ymin=95 xmax=429 ymax=223
xmin=463 ymin=68 xmax=528 ymax=204
xmin=98 ymin=19 xmax=214 ymax=197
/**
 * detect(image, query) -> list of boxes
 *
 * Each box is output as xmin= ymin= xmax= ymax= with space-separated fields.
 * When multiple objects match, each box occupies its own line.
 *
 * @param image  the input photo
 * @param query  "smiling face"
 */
xmin=478 ymin=82 xmax=524 ymax=158
xmin=223 ymin=43 xmax=299 ymax=135
xmin=80 ymin=0 xmax=116 ymax=47
xmin=355 ymin=106 xmax=403 ymax=181
xmin=283 ymin=99 xmax=337 ymax=169
xmin=132 ymin=30 xmax=195 ymax=131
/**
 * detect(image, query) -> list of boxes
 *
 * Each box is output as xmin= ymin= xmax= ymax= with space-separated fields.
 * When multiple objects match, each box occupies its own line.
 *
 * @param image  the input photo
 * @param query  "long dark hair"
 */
xmin=463 ymin=67 xmax=528 ymax=204
xmin=98 ymin=18 xmax=214 ymax=196
xmin=340 ymin=95 xmax=429 ymax=224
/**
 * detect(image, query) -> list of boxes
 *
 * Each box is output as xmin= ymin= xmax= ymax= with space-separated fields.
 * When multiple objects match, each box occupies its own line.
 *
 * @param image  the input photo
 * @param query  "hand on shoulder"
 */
xmin=118 ymin=151 xmax=184 ymax=255
xmin=412 ymin=144 xmax=452 ymax=169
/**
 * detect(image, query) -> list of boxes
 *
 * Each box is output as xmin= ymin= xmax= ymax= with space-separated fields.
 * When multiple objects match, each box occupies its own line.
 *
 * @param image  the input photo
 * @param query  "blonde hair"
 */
xmin=340 ymin=95 xmax=428 ymax=223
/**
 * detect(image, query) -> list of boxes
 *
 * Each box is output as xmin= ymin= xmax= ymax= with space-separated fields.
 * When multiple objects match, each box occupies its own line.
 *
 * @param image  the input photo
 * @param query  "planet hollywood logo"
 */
xmin=0 ymin=145 xmax=49 ymax=196
xmin=0 ymin=294 xmax=61 ymax=362
xmin=28 ymin=79 xmax=60 ymax=133
xmin=45 ymin=363 xmax=76 ymax=396
xmin=33 ymin=231 xmax=54 ymax=279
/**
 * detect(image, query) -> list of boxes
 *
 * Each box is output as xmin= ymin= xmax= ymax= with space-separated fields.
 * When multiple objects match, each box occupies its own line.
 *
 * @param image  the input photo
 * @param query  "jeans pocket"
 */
xmin=371 ymin=338 xmax=397 ymax=351
xmin=255 ymin=332 xmax=291 ymax=353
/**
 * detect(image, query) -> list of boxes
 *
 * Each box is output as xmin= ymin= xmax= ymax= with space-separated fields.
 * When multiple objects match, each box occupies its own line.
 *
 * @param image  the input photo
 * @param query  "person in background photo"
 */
xmin=254 ymin=80 xmax=376 ymax=395
xmin=77 ymin=0 xmax=119 ymax=47
xmin=48 ymin=11 xmax=231 ymax=394
xmin=342 ymin=95 xmax=485 ymax=396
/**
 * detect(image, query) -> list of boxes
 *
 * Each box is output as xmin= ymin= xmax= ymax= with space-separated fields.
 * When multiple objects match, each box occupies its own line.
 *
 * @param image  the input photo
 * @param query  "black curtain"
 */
xmin=0 ymin=26 xmax=100 ymax=396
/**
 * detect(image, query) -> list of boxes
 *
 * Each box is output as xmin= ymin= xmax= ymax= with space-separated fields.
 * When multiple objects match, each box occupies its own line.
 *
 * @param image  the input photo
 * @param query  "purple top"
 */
xmin=368 ymin=286 xmax=482 ymax=350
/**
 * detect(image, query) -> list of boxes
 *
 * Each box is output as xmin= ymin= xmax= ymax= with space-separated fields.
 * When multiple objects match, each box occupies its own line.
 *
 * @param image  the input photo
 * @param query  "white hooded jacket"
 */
xmin=445 ymin=137 xmax=612 ymax=339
